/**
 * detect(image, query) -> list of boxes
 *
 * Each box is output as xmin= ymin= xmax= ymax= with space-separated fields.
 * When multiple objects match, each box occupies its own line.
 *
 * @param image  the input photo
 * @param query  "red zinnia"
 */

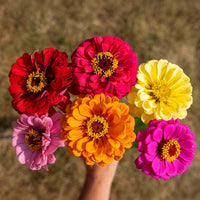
xmin=9 ymin=48 xmax=72 ymax=116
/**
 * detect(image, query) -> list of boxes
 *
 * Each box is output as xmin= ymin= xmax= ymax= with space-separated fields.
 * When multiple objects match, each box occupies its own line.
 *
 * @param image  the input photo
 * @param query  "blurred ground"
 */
xmin=0 ymin=0 xmax=200 ymax=199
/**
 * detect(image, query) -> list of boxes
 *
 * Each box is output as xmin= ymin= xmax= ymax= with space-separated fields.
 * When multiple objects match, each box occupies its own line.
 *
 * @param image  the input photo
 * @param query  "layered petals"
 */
xmin=9 ymin=48 xmax=72 ymax=116
xmin=127 ymin=59 xmax=193 ymax=123
xmin=12 ymin=112 xmax=65 ymax=170
xmin=60 ymin=94 xmax=136 ymax=166
xmin=135 ymin=119 xmax=196 ymax=180
xmin=70 ymin=36 xmax=138 ymax=99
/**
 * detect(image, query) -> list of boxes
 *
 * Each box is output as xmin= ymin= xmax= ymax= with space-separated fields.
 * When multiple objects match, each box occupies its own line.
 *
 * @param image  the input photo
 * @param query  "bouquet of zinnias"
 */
xmin=9 ymin=36 xmax=196 ymax=180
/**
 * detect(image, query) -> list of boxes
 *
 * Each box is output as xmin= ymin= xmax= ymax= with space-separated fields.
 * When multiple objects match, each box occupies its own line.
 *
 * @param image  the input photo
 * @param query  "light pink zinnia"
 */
xmin=70 ymin=36 xmax=138 ymax=99
xmin=12 ymin=112 xmax=65 ymax=170
xmin=135 ymin=119 xmax=196 ymax=180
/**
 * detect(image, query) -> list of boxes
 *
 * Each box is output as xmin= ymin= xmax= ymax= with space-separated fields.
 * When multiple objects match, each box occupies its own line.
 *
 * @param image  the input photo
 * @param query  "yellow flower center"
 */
xmin=87 ymin=115 xmax=109 ymax=139
xmin=158 ymin=139 xmax=180 ymax=162
xmin=26 ymin=71 xmax=47 ymax=93
xmin=91 ymin=52 xmax=118 ymax=78
xmin=151 ymin=81 xmax=171 ymax=102
xmin=25 ymin=129 xmax=42 ymax=151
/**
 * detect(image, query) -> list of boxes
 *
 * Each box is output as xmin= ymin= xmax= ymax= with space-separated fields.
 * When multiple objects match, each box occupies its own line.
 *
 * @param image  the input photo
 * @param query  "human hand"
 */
xmin=79 ymin=160 xmax=119 ymax=200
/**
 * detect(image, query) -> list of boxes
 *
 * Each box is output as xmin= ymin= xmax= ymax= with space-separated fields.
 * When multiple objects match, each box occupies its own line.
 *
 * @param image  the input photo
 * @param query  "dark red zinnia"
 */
xmin=9 ymin=48 xmax=72 ymax=116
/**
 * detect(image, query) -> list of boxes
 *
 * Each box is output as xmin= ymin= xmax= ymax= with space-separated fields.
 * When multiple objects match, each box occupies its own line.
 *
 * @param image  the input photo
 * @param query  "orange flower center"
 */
xmin=25 ymin=129 xmax=42 ymax=151
xmin=150 ymin=80 xmax=171 ymax=102
xmin=157 ymin=139 xmax=180 ymax=162
xmin=26 ymin=71 xmax=47 ymax=93
xmin=91 ymin=52 xmax=118 ymax=78
xmin=87 ymin=115 xmax=109 ymax=139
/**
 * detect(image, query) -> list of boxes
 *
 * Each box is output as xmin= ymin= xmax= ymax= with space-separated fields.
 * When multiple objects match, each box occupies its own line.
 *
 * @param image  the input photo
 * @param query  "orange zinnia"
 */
xmin=60 ymin=94 xmax=136 ymax=166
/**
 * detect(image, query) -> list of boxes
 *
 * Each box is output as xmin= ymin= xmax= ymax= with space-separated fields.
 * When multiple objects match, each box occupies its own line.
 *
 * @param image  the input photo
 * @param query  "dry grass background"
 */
xmin=0 ymin=0 xmax=200 ymax=199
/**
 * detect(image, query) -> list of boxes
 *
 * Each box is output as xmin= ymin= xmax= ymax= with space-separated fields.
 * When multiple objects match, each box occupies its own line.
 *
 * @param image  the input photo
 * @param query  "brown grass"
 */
xmin=0 ymin=0 xmax=200 ymax=199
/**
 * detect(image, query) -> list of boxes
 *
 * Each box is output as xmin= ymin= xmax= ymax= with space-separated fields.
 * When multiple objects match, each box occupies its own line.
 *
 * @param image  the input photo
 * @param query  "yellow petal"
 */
xmin=94 ymin=93 xmax=105 ymax=102
xmin=67 ymin=117 xmax=82 ymax=127
xmin=85 ymin=140 xmax=97 ymax=153
xmin=68 ymin=129 xmax=85 ymax=140
xmin=108 ymin=138 xmax=120 ymax=148
xmin=72 ymin=149 xmax=81 ymax=156
xmin=157 ymin=59 xmax=169 ymax=80
xmin=79 ymin=104 xmax=93 ymax=117
xmin=72 ymin=108 xmax=87 ymax=120
xmin=141 ymin=112 xmax=155 ymax=123
xmin=102 ymin=154 xmax=114 ymax=165
xmin=76 ymin=136 xmax=90 ymax=151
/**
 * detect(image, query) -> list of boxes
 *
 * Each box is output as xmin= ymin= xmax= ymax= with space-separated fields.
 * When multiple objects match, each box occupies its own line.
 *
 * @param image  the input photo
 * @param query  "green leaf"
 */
xmin=131 ymin=117 xmax=148 ymax=148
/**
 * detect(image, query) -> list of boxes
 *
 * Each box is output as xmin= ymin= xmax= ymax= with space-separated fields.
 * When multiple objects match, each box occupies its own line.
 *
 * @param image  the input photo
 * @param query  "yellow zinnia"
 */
xmin=60 ymin=94 xmax=136 ymax=166
xmin=127 ymin=59 xmax=192 ymax=123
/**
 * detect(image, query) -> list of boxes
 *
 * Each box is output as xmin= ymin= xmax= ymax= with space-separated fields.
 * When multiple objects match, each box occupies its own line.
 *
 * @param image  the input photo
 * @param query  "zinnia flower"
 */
xmin=12 ymin=112 xmax=65 ymax=170
xmin=70 ymin=36 xmax=138 ymax=99
xmin=60 ymin=94 xmax=136 ymax=166
xmin=127 ymin=59 xmax=193 ymax=123
xmin=135 ymin=119 xmax=196 ymax=180
xmin=9 ymin=48 xmax=72 ymax=116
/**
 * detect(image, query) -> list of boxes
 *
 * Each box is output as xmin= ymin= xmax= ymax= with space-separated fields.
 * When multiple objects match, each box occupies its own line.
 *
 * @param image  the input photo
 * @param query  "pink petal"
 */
xmin=180 ymin=140 xmax=196 ymax=151
xmin=14 ymin=122 xmax=29 ymax=131
xmin=178 ymin=133 xmax=194 ymax=142
xmin=166 ymin=161 xmax=177 ymax=176
xmin=136 ymin=131 xmax=145 ymax=142
xmin=52 ymin=137 xmax=65 ymax=147
xmin=19 ymin=114 xmax=29 ymax=125
xmin=162 ymin=175 xmax=170 ymax=181
xmin=30 ymin=152 xmax=43 ymax=170
xmin=90 ymin=74 xmax=101 ymax=82
xmin=18 ymin=150 xmax=32 ymax=165
xmin=18 ymin=151 xmax=26 ymax=164
xmin=51 ymin=124 xmax=62 ymax=136
xmin=157 ymin=120 xmax=168 ymax=129
xmin=137 ymin=141 xmax=143 ymax=152
xmin=141 ymin=162 xmax=151 ymax=175
xmin=102 ymin=36 xmax=114 ymax=52
xmin=134 ymin=156 xmax=143 ymax=168
xmin=83 ymin=65 xmax=93 ymax=72
xmin=42 ymin=117 xmax=53 ymax=130
xmin=144 ymin=134 xmax=152 ymax=144
xmin=146 ymin=142 xmax=157 ymax=154
xmin=152 ymin=156 xmax=163 ymax=174
xmin=12 ymin=135 xmax=25 ymax=147
xmin=51 ymin=111 xmax=62 ymax=122
xmin=179 ymin=150 xmax=195 ymax=161
xmin=41 ymin=154 xmax=48 ymax=166
xmin=12 ymin=128 xmax=27 ymax=137
xmin=144 ymin=153 xmax=156 ymax=161
xmin=47 ymin=154 xmax=56 ymax=164
xmin=152 ymin=128 xmax=163 ymax=142
xmin=46 ymin=143 xmax=60 ymax=154
xmin=27 ymin=116 xmax=43 ymax=129
xmin=164 ymin=125 xmax=175 ymax=140
xmin=158 ymin=159 xmax=166 ymax=176
xmin=15 ymin=144 xmax=29 ymax=156
xmin=26 ymin=151 xmax=37 ymax=169
xmin=76 ymin=73 xmax=89 ymax=86
xmin=173 ymin=158 xmax=188 ymax=174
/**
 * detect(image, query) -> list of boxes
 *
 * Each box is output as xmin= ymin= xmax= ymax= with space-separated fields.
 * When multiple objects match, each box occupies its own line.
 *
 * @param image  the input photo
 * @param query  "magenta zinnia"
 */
xmin=70 ymin=36 xmax=138 ymax=99
xmin=9 ymin=48 xmax=72 ymax=116
xmin=135 ymin=119 xmax=196 ymax=180
xmin=12 ymin=112 xmax=65 ymax=170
